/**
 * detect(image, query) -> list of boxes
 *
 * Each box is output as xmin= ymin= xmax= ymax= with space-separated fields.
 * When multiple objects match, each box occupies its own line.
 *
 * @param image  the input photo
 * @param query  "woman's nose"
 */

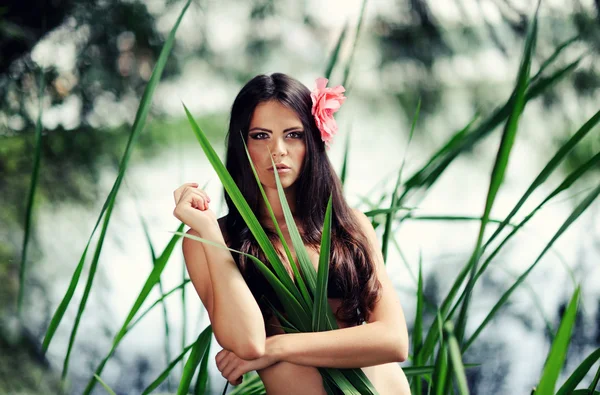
xmin=270 ymin=137 xmax=287 ymax=157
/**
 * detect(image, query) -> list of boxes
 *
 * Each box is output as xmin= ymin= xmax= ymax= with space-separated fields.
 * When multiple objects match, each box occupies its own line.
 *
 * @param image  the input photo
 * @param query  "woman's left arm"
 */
xmin=265 ymin=208 xmax=409 ymax=368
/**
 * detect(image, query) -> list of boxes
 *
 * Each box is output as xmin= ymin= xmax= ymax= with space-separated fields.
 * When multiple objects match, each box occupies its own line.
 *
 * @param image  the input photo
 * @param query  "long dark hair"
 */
xmin=223 ymin=73 xmax=380 ymax=325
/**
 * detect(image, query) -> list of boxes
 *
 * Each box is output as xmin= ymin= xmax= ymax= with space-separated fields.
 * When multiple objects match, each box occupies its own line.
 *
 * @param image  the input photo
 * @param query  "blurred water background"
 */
xmin=1 ymin=0 xmax=599 ymax=394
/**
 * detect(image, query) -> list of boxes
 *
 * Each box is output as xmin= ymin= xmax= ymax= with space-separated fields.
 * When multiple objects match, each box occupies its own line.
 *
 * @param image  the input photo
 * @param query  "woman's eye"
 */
xmin=287 ymin=131 xmax=304 ymax=139
xmin=250 ymin=133 xmax=268 ymax=140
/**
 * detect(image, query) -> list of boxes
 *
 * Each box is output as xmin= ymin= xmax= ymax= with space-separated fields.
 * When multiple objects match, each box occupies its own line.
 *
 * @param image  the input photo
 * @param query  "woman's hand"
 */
xmin=172 ymin=182 xmax=217 ymax=232
xmin=215 ymin=349 xmax=278 ymax=386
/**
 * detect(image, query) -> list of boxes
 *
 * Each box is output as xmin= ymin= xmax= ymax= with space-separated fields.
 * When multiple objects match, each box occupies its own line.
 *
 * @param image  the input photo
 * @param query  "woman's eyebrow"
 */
xmin=248 ymin=126 xmax=304 ymax=133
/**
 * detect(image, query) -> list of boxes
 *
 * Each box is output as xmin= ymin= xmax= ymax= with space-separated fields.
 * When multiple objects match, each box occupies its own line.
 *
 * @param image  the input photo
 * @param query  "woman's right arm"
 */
xmin=173 ymin=183 xmax=266 ymax=359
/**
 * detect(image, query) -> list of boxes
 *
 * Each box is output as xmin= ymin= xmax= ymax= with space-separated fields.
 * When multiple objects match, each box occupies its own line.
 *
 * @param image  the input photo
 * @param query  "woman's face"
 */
xmin=247 ymin=100 xmax=307 ymax=190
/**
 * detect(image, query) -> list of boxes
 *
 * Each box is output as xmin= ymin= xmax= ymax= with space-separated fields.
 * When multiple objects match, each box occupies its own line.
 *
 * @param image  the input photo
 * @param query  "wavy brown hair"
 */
xmin=222 ymin=73 xmax=380 ymax=325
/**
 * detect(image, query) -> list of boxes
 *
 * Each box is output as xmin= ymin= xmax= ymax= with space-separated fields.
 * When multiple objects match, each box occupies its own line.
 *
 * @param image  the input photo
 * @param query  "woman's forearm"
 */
xmin=265 ymin=321 xmax=407 ymax=369
xmin=194 ymin=222 xmax=266 ymax=359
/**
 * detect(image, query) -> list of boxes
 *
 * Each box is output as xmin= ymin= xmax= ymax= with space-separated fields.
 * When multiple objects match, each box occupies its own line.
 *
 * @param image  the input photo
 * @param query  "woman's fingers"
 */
xmin=173 ymin=182 xmax=198 ymax=204
xmin=176 ymin=186 xmax=211 ymax=210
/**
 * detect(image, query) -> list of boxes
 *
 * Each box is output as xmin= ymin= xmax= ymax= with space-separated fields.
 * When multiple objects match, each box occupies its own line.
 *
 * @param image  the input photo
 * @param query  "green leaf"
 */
xmin=342 ymin=0 xmax=368 ymax=86
xmin=183 ymin=105 xmax=301 ymax=301
xmin=240 ymin=135 xmax=312 ymax=312
xmin=178 ymin=326 xmax=213 ymax=395
xmin=536 ymin=287 xmax=581 ymax=394
xmin=44 ymin=0 xmax=193 ymax=382
xmin=382 ymin=98 xmax=420 ymax=262
xmin=324 ymin=22 xmax=348 ymax=80
xmin=454 ymin=4 xmax=539 ymax=345
xmin=18 ymin=71 xmax=44 ymax=318
xmin=93 ymin=374 xmax=117 ymax=395
xmin=313 ymin=196 xmax=337 ymax=332
xmin=340 ymin=128 xmax=351 ymax=187
xmin=444 ymin=322 xmax=470 ymax=394
xmin=269 ymin=153 xmax=318 ymax=295
xmin=83 ymin=224 xmax=186 ymax=395
xmin=411 ymin=259 xmax=424 ymax=394
xmin=464 ymin=184 xmax=600 ymax=351
xmin=194 ymin=329 xmax=212 ymax=395
xmin=142 ymin=342 xmax=196 ymax=394
xmin=176 ymin=231 xmax=311 ymax=329
xmin=556 ymin=348 xmax=600 ymax=395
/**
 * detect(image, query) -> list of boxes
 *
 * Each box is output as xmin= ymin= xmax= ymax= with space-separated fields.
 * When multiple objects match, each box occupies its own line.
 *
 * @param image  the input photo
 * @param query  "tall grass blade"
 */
xmin=269 ymin=153 xmax=318 ymax=293
xmin=535 ymin=287 xmax=581 ymax=394
xmin=83 ymin=224 xmax=185 ymax=394
xmin=590 ymin=361 xmax=600 ymax=393
xmin=444 ymin=322 xmax=470 ymax=394
xmin=454 ymin=4 xmax=538 ymax=345
xmin=229 ymin=374 xmax=265 ymax=395
xmin=240 ymin=136 xmax=312 ymax=311
xmin=183 ymin=105 xmax=301 ymax=300
xmin=137 ymin=208 xmax=172 ymax=387
xmin=18 ymin=71 xmax=44 ymax=318
xmin=447 ymin=151 xmax=600 ymax=323
xmin=44 ymin=0 xmax=193 ymax=378
xmin=340 ymin=128 xmax=351 ymax=187
xmin=382 ymin=99 xmax=420 ymax=262
xmin=411 ymin=258 xmax=424 ymax=394
xmin=342 ymin=0 xmax=368 ymax=86
xmin=465 ymin=184 xmax=600 ymax=351
xmin=194 ymin=334 xmax=212 ymax=395
xmin=482 ymin=109 xmax=600 ymax=253
xmin=313 ymin=196 xmax=336 ymax=331
xmin=324 ymin=22 xmax=348 ymax=80
xmin=142 ymin=342 xmax=196 ymax=394
xmin=178 ymin=325 xmax=213 ymax=395
xmin=176 ymin=232 xmax=311 ymax=328
xmin=93 ymin=374 xmax=117 ymax=395
xmin=400 ymin=54 xmax=580 ymax=203
xmin=556 ymin=348 xmax=600 ymax=395
xmin=127 ymin=279 xmax=191 ymax=331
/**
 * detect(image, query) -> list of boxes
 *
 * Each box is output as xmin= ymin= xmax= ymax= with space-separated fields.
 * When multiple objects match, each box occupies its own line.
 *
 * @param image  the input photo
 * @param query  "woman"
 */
xmin=172 ymin=73 xmax=411 ymax=394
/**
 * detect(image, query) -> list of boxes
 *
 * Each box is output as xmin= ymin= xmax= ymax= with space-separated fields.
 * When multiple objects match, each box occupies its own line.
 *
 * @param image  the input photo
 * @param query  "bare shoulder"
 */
xmin=350 ymin=207 xmax=374 ymax=234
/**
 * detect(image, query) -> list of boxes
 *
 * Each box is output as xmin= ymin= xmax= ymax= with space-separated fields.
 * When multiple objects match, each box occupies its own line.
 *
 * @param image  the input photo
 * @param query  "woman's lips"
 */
xmin=269 ymin=168 xmax=291 ymax=173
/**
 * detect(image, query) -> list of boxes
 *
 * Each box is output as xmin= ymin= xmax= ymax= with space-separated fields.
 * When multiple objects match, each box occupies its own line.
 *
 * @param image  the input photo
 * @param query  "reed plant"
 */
xmin=30 ymin=0 xmax=600 ymax=394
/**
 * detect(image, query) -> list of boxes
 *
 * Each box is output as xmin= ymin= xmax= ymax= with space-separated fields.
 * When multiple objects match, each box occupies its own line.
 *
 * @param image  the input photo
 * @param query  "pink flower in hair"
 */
xmin=310 ymin=77 xmax=346 ymax=149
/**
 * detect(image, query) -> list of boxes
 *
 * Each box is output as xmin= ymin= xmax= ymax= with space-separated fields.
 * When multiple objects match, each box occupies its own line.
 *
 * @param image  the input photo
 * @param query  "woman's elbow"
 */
xmin=395 ymin=342 xmax=409 ymax=362
xmin=235 ymin=340 xmax=265 ymax=360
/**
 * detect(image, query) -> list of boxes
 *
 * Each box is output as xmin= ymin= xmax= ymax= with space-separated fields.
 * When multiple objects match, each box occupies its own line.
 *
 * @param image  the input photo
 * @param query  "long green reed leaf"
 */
xmin=269 ymin=154 xmax=318 ymax=294
xmin=340 ymin=129 xmax=351 ymax=188
xmin=194 ymin=335 xmax=212 ymax=395
xmin=444 ymin=322 xmax=470 ymax=394
xmin=342 ymin=0 xmax=368 ymax=86
xmin=454 ymin=4 xmax=538 ymax=345
xmin=556 ymin=348 xmax=600 ymax=395
xmin=535 ymin=287 xmax=581 ymax=394
xmin=175 ymin=231 xmax=311 ymax=328
xmin=447 ymin=150 xmax=600 ymax=325
xmin=18 ymin=71 xmax=44 ymax=318
xmin=183 ymin=105 xmax=301 ymax=300
xmin=127 ymin=279 xmax=191 ymax=331
xmin=590 ymin=361 xmax=600 ymax=393
xmin=482 ymin=109 xmax=600 ymax=253
xmin=313 ymin=196 xmax=336 ymax=331
xmin=142 ymin=342 xmax=195 ymax=395
xmin=45 ymin=0 xmax=192 ymax=380
xmin=411 ymin=259 xmax=424 ymax=394
xmin=83 ymin=223 xmax=185 ymax=394
xmin=382 ymin=99 xmax=420 ymax=262
xmin=93 ymin=374 xmax=117 ymax=395
xmin=465 ymin=184 xmax=600 ymax=351
xmin=178 ymin=325 xmax=213 ymax=395
xmin=324 ymin=22 xmax=348 ymax=80
xmin=240 ymin=136 xmax=312 ymax=312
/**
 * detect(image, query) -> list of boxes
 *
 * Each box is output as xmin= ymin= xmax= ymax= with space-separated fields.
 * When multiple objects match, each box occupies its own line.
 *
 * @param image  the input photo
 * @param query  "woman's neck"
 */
xmin=259 ymin=185 xmax=297 ymax=229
